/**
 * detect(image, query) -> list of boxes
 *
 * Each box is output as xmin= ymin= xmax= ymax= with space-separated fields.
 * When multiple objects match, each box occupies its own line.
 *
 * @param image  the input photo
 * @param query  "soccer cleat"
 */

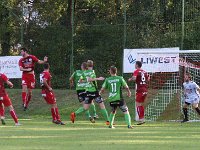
xmin=108 ymin=125 xmax=115 ymax=129
xmin=137 ymin=121 xmax=145 ymax=125
xmin=59 ymin=121 xmax=66 ymax=125
xmin=93 ymin=115 xmax=99 ymax=119
xmin=128 ymin=125 xmax=133 ymax=129
xmin=52 ymin=120 xmax=61 ymax=124
xmin=181 ymin=118 xmax=189 ymax=123
xmin=15 ymin=123 xmax=21 ymax=126
xmin=106 ymin=121 xmax=110 ymax=125
xmin=1 ymin=119 xmax=6 ymax=125
xmin=89 ymin=117 xmax=95 ymax=123
xmin=23 ymin=106 xmax=27 ymax=111
xmin=70 ymin=112 xmax=76 ymax=123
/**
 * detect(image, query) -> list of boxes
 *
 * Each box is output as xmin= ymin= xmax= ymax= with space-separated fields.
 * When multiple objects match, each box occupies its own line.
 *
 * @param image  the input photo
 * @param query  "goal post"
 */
xmin=123 ymin=48 xmax=200 ymax=121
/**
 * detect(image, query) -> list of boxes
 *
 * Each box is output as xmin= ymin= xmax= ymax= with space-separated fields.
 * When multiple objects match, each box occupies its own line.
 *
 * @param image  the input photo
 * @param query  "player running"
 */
xmin=40 ymin=63 xmax=65 ymax=125
xmin=99 ymin=66 xmax=133 ymax=129
xmin=70 ymin=60 xmax=109 ymax=124
xmin=182 ymin=73 xmax=200 ymax=123
xmin=128 ymin=61 xmax=149 ymax=125
xmin=19 ymin=47 xmax=48 ymax=111
xmin=0 ymin=73 xmax=20 ymax=126
xmin=69 ymin=62 xmax=98 ymax=122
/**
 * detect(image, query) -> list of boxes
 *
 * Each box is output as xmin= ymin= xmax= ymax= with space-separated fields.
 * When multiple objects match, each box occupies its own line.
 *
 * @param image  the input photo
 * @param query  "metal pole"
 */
xmin=70 ymin=0 xmax=74 ymax=76
xmin=21 ymin=0 xmax=24 ymax=46
xmin=181 ymin=0 xmax=185 ymax=50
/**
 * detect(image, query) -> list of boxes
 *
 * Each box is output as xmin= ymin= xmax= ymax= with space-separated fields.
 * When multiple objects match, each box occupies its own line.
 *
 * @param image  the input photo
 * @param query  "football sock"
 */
xmin=10 ymin=110 xmax=18 ymax=123
xmin=22 ymin=92 xmax=27 ymax=106
xmin=195 ymin=107 xmax=200 ymax=115
xmin=26 ymin=94 xmax=32 ymax=107
xmin=75 ymin=107 xmax=85 ymax=115
xmin=183 ymin=108 xmax=188 ymax=119
xmin=109 ymin=113 xmax=115 ymax=126
xmin=137 ymin=106 xmax=144 ymax=120
xmin=101 ymin=108 xmax=109 ymax=121
xmin=55 ymin=107 xmax=61 ymax=121
xmin=85 ymin=110 xmax=91 ymax=118
xmin=51 ymin=108 xmax=57 ymax=120
xmin=125 ymin=113 xmax=131 ymax=126
xmin=90 ymin=103 xmax=97 ymax=116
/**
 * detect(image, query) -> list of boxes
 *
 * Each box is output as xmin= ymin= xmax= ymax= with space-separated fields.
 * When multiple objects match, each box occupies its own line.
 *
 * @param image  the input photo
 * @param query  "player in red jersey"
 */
xmin=0 ymin=73 xmax=20 ymax=126
xmin=19 ymin=47 xmax=48 ymax=111
xmin=40 ymin=63 xmax=65 ymax=125
xmin=128 ymin=61 xmax=149 ymax=125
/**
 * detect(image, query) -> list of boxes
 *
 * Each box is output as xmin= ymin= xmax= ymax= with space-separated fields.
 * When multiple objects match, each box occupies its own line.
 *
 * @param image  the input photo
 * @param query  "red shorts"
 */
xmin=0 ymin=94 xmax=12 ymax=107
xmin=22 ymin=74 xmax=35 ymax=89
xmin=136 ymin=92 xmax=147 ymax=103
xmin=41 ymin=90 xmax=56 ymax=104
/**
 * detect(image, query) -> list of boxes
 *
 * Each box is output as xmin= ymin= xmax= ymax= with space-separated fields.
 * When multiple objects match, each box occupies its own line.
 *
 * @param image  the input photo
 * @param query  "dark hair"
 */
xmin=87 ymin=60 xmax=93 ymax=67
xmin=43 ymin=63 xmax=50 ymax=69
xmin=81 ymin=62 xmax=88 ymax=69
xmin=110 ymin=66 xmax=117 ymax=74
xmin=185 ymin=73 xmax=191 ymax=80
xmin=20 ymin=47 xmax=28 ymax=53
xmin=136 ymin=61 xmax=142 ymax=68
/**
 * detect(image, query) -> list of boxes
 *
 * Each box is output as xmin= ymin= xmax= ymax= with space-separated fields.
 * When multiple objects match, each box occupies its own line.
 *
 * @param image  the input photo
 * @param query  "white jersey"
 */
xmin=183 ymin=81 xmax=200 ymax=104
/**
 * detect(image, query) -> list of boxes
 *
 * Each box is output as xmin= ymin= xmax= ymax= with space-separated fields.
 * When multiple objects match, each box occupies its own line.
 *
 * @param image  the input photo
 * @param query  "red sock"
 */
xmin=51 ymin=108 xmax=57 ymax=121
xmin=22 ymin=92 xmax=27 ymax=106
xmin=26 ymin=94 xmax=32 ymax=107
xmin=55 ymin=107 xmax=61 ymax=121
xmin=10 ymin=110 xmax=18 ymax=123
xmin=0 ymin=105 xmax=5 ymax=117
xmin=137 ymin=106 xmax=145 ymax=120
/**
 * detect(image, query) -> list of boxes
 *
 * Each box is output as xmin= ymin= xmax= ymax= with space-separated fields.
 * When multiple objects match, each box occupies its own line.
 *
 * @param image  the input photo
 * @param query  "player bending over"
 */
xmin=100 ymin=66 xmax=133 ymax=129
xmin=69 ymin=62 xmax=97 ymax=123
xmin=128 ymin=61 xmax=149 ymax=125
xmin=71 ymin=60 xmax=109 ymax=125
xmin=0 ymin=73 xmax=20 ymax=126
xmin=40 ymin=63 xmax=65 ymax=125
xmin=182 ymin=73 xmax=200 ymax=123
xmin=19 ymin=47 xmax=48 ymax=111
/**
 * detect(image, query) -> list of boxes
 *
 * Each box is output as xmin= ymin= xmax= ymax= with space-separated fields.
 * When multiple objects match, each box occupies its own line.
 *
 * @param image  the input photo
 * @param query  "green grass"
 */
xmin=1 ymin=89 xmax=200 ymax=150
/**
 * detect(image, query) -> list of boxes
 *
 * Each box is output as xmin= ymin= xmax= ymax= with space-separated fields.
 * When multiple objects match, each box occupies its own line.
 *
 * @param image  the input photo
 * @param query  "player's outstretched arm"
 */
xmin=43 ymin=78 xmax=52 ymax=91
xmin=128 ymin=76 xmax=136 ymax=82
xmin=6 ymin=80 xmax=13 ymax=88
xmin=19 ymin=66 xmax=32 ymax=72
xmin=37 ymin=56 xmax=48 ymax=64
xmin=87 ymin=77 xmax=105 ymax=82
xmin=124 ymin=85 xmax=131 ymax=97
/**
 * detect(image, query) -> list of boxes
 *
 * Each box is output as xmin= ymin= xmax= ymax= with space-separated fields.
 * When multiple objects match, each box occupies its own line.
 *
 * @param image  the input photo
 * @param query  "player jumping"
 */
xmin=100 ymin=66 xmax=133 ymax=129
xmin=19 ymin=47 xmax=48 ymax=111
xmin=0 ymin=73 xmax=20 ymax=126
xmin=128 ymin=61 xmax=149 ymax=125
xmin=40 ymin=63 xmax=65 ymax=125
xmin=182 ymin=73 xmax=200 ymax=123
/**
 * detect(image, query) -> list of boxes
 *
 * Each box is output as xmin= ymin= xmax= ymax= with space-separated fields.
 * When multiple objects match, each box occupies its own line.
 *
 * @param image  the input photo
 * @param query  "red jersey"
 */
xmin=40 ymin=71 xmax=52 ymax=90
xmin=19 ymin=55 xmax=39 ymax=74
xmin=0 ymin=73 xmax=8 ymax=96
xmin=133 ymin=69 xmax=148 ymax=93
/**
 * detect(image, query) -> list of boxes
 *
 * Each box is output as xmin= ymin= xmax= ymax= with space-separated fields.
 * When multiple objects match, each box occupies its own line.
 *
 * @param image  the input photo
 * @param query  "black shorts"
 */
xmin=110 ymin=99 xmax=128 ymax=113
xmin=84 ymin=91 xmax=103 ymax=104
xmin=77 ymin=90 xmax=86 ymax=103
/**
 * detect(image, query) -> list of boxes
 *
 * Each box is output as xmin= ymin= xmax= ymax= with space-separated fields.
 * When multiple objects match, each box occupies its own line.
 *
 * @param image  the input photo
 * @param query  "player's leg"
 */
xmin=119 ymin=100 xmax=132 ymax=128
xmin=0 ymin=102 xmax=5 ymax=125
xmin=22 ymin=84 xmax=28 ymax=110
xmin=136 ymin=92 xmax=146 ymax=125
xmin=181 ymin=102 xmax=190 ymax=123
xmin=192 ymin=103 xmax=200 ymax=115
xmin=109 ymin=103 xmax=117 ymax=128
xmin=51 ymin=103 xmax=65 ymax=125
xmin=90 ymin=100 xmax=98 ymax=119
xmin=24 ymin=88 xmax=32 ymax=110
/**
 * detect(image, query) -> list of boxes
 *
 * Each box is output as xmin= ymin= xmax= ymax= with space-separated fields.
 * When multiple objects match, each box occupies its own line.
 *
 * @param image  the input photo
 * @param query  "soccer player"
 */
xmin=40 ymin=63 xmax=65 ymax=125
xmin=19 ymin=47 xmax=48 ymax=111
xmin=69 ymin=62 xmax=97 ymax=122
xmin=182 ymin=73 xmax=200 ymax=123
xmin=0 ymin=73 xmax=20 ymax=126
xmin=99 ymin=66 xmax=133 ymax=129
xmin=128 ymin=61 xmax=149 ymax=125
xmin=71 ymin=60 xmax=109 ymax=124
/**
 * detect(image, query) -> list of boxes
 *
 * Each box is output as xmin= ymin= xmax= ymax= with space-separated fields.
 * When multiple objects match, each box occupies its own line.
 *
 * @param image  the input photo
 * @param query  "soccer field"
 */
xmin=1 ymin=120 xmax=200 ymax=150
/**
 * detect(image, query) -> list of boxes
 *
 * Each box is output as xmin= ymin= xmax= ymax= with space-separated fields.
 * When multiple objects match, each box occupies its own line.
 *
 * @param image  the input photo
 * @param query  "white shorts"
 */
xmin=185 ymin=96 xmax=200 ymax=104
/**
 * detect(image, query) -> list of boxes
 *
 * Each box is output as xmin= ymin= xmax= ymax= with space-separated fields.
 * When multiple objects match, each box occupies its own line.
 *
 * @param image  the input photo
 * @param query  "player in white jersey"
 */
xmin=182 ymin=73 xmax=200 ymax=123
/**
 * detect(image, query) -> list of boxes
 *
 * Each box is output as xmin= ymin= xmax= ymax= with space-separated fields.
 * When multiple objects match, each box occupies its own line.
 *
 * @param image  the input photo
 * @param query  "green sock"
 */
xmin=90 ymin=103 xmax=97 ymax=116
xmin=75 ymin=107 xmax=85 ymax=115
xmin=101 ymin=108 xmax=109 ymax=121
xmin=125 ymin=113 xmax=131 ymax=126
xmin=109 ymin=113 xmax=115 ymax=126
xmin=85 ymin=110 xmax=91 ymax=118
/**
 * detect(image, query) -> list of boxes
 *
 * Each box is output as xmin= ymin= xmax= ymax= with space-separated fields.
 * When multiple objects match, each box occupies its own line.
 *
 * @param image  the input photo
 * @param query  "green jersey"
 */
xmin=71 ymin=70 xmax=87 ymax=91
xmin=102 ymin=76 xmax=127 ymax=102
xmin=81 ymin=69 xmax=98 ymax=92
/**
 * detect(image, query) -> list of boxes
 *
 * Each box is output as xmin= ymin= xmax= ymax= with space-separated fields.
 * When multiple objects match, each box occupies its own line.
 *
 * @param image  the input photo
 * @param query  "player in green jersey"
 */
xmin=69 ymin=62 xmax=96 ymax=123
xmin=71 ymin=60 xmax=109 ymax=125
xmin=100 ymin=66 xmax=133 ymax=129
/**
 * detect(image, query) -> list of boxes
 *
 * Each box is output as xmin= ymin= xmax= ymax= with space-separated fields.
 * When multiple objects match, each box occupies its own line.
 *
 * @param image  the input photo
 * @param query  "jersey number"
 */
xmin=111 ymin=83 xmax=117 ymax=93
xmin=140 ymin=72 xmax=146 ymax=85
xmin=40 ymin=74 xmax=44 ymax=86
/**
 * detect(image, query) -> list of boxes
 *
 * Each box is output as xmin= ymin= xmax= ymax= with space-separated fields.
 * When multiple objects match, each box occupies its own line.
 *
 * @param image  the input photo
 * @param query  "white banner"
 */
xmin=123 ymin=48 xmax=179 ymax=73
xmin=0 ymin=56 xmax=22 ymax=79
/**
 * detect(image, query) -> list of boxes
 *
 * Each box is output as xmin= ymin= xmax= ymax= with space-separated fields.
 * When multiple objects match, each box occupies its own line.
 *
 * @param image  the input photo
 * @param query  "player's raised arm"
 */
xmin=37 ymin=56 xmax=48 ymax=64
